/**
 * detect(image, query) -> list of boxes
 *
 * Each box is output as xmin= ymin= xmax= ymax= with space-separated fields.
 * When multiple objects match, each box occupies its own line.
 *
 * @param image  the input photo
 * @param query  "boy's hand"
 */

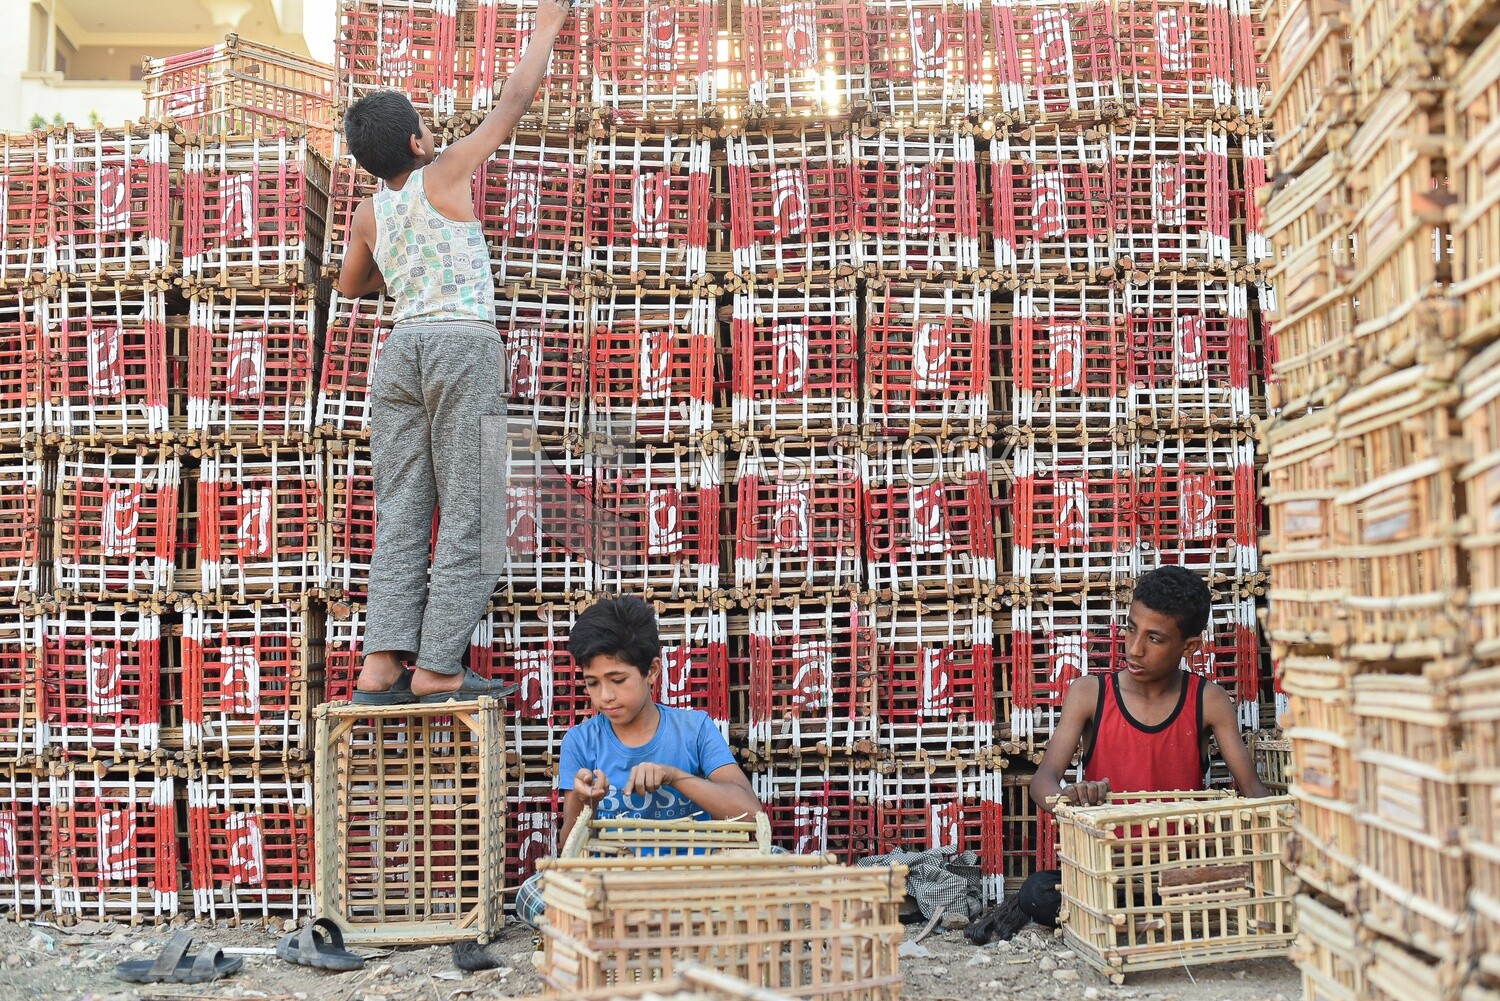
xmin=624 ymin=762 xmax=685 ymax=797
xmin=536 ymin=0 xmax=573 ymax=34
xmin=573 ymin=768 xmax=609 ymax=805
xmin=1062 ymin=778 xmax=1111 ymax=807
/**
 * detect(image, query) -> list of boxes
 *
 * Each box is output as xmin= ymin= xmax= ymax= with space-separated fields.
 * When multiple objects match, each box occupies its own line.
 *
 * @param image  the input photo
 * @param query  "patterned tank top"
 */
xmin=372 ymin=167 xmax=496 ymax=325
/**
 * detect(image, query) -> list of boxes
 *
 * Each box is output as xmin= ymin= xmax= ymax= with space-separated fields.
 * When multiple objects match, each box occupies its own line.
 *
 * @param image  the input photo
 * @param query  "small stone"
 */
xmin=991 ymin=939 xmax=1012 ymax=953
xmin=4 ymin=954 xmax=23 ymax=968
xmin=371 ymin=962 xmax=393 ymax=977
xmin=1057 ymin=950 xmax=1077 ymax=961
xmin=294 ymin=994 xmax=309 ymax=1000
xmin=1053 ymin=969 xmax=1080 ymax=982
xmin=966 ymin=953 xmax=992 ymax=967
xmin=930 ymin=965 xmax=948 ymax=977
xmin=283 ymin=918 xmax=298 ymax=933
xmin=986 ymin=981 xmax=1002 ymax=990
xmin=941 ymin=912 xmax=970 ymax=930
xmin=1038 ymin=956 xmax=1058 ymax=972
xmin=897 ymin=942 xmax=932 ymax=959
xmin=1085 ymin=989 xmax=1102 ymax=1000
xmin=130 ymin=940 xmax=151 ymax=954
xmin=56 ymin=957 xmax=72 ymax=968
xmin=1273 ymin=995 xmax=1287 ymax=1001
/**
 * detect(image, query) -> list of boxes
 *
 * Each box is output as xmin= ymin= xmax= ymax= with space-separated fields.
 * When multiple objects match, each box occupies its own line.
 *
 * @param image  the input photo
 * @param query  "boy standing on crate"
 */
xmin=513 ymin=595 xmax=765 ymax=928
xmin=968 ymin=565 xmax=1272 ymax=944
xmin=336 ymin=0 xmax=572 ymax=705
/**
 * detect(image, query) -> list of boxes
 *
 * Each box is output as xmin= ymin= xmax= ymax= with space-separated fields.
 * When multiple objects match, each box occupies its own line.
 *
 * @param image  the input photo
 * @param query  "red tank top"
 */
xmin=1081 ymin=671 xmax=1209 ymax=795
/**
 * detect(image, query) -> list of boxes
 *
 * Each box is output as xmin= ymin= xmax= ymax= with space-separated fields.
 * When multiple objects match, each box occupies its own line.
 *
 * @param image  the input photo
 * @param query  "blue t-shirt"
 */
xmin=558 ymin=705 xmax=736 ymax=821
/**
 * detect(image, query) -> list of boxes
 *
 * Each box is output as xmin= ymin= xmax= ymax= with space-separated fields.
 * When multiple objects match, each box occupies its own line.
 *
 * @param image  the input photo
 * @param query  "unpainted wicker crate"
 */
xmin=1344 ymin=80 xmax=1452 ymax=372
xmin=1055 ymin=794 xmax=1298 ymax=983
xmin=1249 ymin=731 xmax=1291 ymax=793
xmin=1262 ymin=0 xmax=1353 ymax=173
xmin=1451 ymin=29 xmax=1500 ymax=349
xmin=1365 ymin=934 xmax=1469 ymax=1001
xmin=1459 ymin=667 xmax=1500 ymax=983
xmin=1333 ymin=364 xmax=1466 ymax=660
xmin=561 ymin=806 xmax=774 ymax=860
xmin=1293 ymin=893 xmax=1367 ymax=1001
xmin=1290 ymin=785 xmax=1360 ymax=906
xmin=1347 ymin=0 xmax=1446 ymax=118
xmin=1461 ymin=339 xmax=1500 ymax=661
xmin=536 ymin=854 xmax=906 ymax=1000
xmin=1264 ymin=283 xmax=1353 ymax=417
xmin=1353 ymin=672 xmax=1470 ymax=962
xmin=1263 ymin=154 xmax=1352 ymax=319
xmin=1280 ymin=656 xmax=1357 ymax=813
xmin=313 ymin=699 xmax=506 ymax=945
xmin=1262 ymin=411 xmax=1345 ymax=648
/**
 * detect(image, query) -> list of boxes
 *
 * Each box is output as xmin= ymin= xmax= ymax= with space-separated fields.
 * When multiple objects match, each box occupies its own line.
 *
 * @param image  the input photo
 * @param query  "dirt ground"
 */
xmin=0 ymin=917 xmax=1303 ymax=1001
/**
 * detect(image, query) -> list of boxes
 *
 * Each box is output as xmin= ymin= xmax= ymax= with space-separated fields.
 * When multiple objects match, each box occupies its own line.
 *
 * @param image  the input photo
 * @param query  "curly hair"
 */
xmin=566 ymin=596 xmax=661 ymax=675
xmin=1132 ymin=565 xmax=1211 ymax=639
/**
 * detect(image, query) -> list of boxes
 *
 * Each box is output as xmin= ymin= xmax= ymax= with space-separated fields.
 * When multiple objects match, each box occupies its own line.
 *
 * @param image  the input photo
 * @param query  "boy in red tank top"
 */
xmin=967 ymin=566 xmax=1270 ymax=944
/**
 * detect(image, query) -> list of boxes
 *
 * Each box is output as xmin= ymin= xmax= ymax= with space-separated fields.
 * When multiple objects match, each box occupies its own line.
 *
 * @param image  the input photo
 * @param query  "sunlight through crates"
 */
xmin=743 ymin=0 xmax=872 ymax=117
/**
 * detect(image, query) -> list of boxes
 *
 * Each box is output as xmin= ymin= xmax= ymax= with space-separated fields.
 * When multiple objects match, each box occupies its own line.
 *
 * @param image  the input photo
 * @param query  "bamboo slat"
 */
xmin=1460 ymin=340 xmax=1500 ymax=661
xmin=1293 ymin=893 xmax=1368 ymax=1001
xmin=1459 ymin=668 xmax=1500 ymax=983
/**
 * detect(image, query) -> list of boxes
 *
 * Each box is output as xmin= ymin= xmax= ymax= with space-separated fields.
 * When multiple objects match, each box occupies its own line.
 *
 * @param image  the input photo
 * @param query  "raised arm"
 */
xmin=1030 ymin=675 xmax=1110 ymax=813
xmin=427 ymin=0 xmax=572 ymax=187
xmin=1205 ymin=683 xmax=1273 ymax=798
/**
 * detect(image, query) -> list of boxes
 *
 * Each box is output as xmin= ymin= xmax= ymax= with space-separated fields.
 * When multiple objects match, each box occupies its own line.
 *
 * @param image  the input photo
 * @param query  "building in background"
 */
xmin=0 ymin=0 xmax=334 ymax=131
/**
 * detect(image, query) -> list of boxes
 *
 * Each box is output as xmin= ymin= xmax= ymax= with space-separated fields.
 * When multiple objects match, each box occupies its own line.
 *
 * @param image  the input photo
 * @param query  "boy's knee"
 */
xmin=1017 ymin=869 xmax=1062 ymax=927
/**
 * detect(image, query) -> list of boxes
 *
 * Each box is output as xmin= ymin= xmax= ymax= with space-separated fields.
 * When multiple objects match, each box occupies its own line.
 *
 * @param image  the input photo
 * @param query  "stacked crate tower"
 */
xmin=1261 ymin=0 xmax=1500 ymax=994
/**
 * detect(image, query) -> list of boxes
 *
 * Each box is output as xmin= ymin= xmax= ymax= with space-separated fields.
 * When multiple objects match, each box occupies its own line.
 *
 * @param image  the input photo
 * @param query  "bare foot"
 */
xmin=356 ymin=651 xmax=405 ymax=693
xmin=410 ymin=668 xmax=463 ymax=698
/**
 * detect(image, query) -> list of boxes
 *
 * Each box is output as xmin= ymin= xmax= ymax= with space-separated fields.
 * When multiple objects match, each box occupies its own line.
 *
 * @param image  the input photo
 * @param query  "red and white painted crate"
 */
xmin=0 ymin=449 xmax=50 ymax=602
xmin=1011 ymin=283 xmax=1128 ymax=427
xmin=469 ymin=0 xmax=593 ymax=129
xmin=1229 ymin=0 xmax=1265 ymax=117
xmin=321 ymin=602 xmax=365 ymax=706
xmin=591 ymin=0 xmax=718 ymax=122
xmin=183 ymin=601 xmax=321 ymax=759
xmin=496 ymin=437 xmax=598 ymax=599
xmin=746 ymin=599 xmax=875 ymax=759
xmin=733 ymin=439 xmax=863 ymax=598
xmin=38 ymin=285 xmax=169 ymax=444
xmin=743 ymin=0 xmax=872 ymax=117
xmin=727 ymin=126 xmax=858 ymax=278
xmin=1117 ymin=0 xmax=1236 ymax=117
xmin=1010 ymin=589 xmax=1124 ymax=757
xmin=316 ymin=291 xmax=395 ymax=438
xmin=182 ymin=132 xmax=324 ymax=289
xmin=143 ymin=34 xmax=336 ymax=153
xmin=498 ymin=289 xmax=589 ymax=438
xmin=752 ymin=758 xmax=880 ymax=863
xmin=1187 ymin=597 xmax=1263 ymax=726
xmin=989 ymin=0 xmax=1123 ymax=124
xmin=51 ymin=762 xmax=178 ymax=923
xmin=503 ymin=788 xmax=560 ymax=912
xmin=187 ymin=288 xmax=317 ymax=443
xmin=854 ymin=128 xmax=981 ymax=277
xmin=990 ymin=127 xmax=1114 ymax=279
xmin=1001 ymin=767 xmax=1063 ymax=892
xmin=321 ymin=442 xmax=376 ymax=601
xmin=591 ymin=443 xmax=722 ymax=599
xmin=871 ymin=602 xmax=997 ymax=762
xmin=1240 ymin=131 xmax=1272 ymax=267
xmin=0 ymin=292 xmax=42 ymax=442
xmin=1111 ymin=123 xmax=1233 ymax=274
xmin=866 ymin=0 xmax=991 ymax=122
xmin=336 ymin=0 xmax=463 ymax=117
xmin=585 ymin=130 xmax=710 ymax=284
xmin=874 ymin=764 xmax=1003 ymax=902
xmin=0 ymin=767 xmax=52 ymax=917
xmin=731 ymin=282 xmax=859 ymax=436
xmin=1012 ymin=431 xmax=1135 ymax=586
xmin=46 ymin=125 xmax=174 ymax=285
xmin=319 ymin=134 xmax=379 ymax=278
xmin=40 ymin=604 xmax=162 ymax=758
xmin=0 ymin=613 xmax=41 ymax=762
xmin=862 ymin=440 xmax=995 ymax=599
xmin=474 ymin=130 xmax=589 ymax=288
xmin=863 ymin=279 xmax=991 ymax=435
xmin=1134 ymin=426 xmax=1261 ymax=582
xmin=1143 ymin=283 xmax=1253 ymax=433
xmin=52 ymin=445 xmax=178 ymax=601
xmin=199 ymin=445 xmax=324 ymax=601
xmin=507 ymin=721 xmax=565 ymax=800
xmin=187 ymin=761 xmax=315 ymax=923
xmin=0 ymin=133 xmax=50 ymax=288
xmin=589 ymin=289 xmax=715 ymax=442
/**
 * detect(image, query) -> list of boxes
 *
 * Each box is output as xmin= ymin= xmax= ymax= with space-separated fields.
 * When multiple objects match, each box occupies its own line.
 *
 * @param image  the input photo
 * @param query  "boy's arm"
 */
xmin=335 ymin=198 xmax=385 ymax=299
xmin=1205 ymin=683 xmax=1273 ymax=798
xmin=426 ymin=0 xmax=571 ymax=191
xmin=625 ymin=762 xmax=764 ymax=821
xmin=558 ymin=767 xmax=608 ymax=848
xmin=1031 ymin=676 xmax=1110 ymax=813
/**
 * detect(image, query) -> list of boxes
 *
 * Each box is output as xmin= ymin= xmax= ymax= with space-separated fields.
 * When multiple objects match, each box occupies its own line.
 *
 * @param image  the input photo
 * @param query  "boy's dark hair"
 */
xmin=567 ymin=596 xmax=661 ymax=675
xmin=1132 ymin=565 xmax=1212 ymax=640
xmin=342 ymin=90 xmax=422 ymax=181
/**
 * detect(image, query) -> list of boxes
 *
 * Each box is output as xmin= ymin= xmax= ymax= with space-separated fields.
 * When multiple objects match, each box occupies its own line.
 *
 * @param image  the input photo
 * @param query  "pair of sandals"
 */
xmin=353 ymin=666 xmax=518 ymax=706
xmin=115 ymin=920 xmax=365 ymax=984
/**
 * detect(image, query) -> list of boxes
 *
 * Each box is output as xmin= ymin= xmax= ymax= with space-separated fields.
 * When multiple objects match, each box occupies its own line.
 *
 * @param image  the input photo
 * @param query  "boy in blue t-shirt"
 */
xmin=514 ymin=595 xmax=763 ymax=927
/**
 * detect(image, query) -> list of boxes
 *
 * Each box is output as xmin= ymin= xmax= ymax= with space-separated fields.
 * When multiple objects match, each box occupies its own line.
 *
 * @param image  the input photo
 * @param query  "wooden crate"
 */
xmin=1055 ymin=794 xmax=1298 ymax=983
xmin=313 ymin=699 xmax=506 ymax=946
xmin=1294 ymin=893 xmax=1368 ymax=1001
xmin=1353 ymin=673 xmax=1470 ymax=962
xmin=1333 ymin=364 xmax=1466 ymax=660
xmin=1290 ymin=786 xmax=1361 ymax=906
xmin=1250 ymin=731 xmax=1292 ymax=793
xmin=1262 ymin=0 xmax=1353 ymax=173
xmin=1460 ymin=667 xmax=1500 ymax=983
xmin=537 ymin=855 xmax=905 ymax=1000
xmin=1460 ymin=340 xmax=1500 ymax=661
xmin=1451 ymin=28 xmax=1500 ymax=349
xmin=519 ymin=965 xmax=799 ymax=1001
xmin=1347 ymin=0 xmax=1447 ymax=118
xmin=560 ymin=806 xmax=774 ymax=859
xmin=1263 ymin=411 xmax=1345 ymax=648
xmin=1366 ymin=934 xmax=1468 ymax=1001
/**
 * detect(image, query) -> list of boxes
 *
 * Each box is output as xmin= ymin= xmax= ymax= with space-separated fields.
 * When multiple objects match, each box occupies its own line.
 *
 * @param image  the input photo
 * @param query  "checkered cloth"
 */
xmin=856 ymin=845 xmax=984 ymax=920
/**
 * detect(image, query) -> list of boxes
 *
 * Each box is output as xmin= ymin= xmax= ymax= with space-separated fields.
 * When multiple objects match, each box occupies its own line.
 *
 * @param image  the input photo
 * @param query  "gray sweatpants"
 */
xmin=364 ymin=320 xmax=506 ymax=675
